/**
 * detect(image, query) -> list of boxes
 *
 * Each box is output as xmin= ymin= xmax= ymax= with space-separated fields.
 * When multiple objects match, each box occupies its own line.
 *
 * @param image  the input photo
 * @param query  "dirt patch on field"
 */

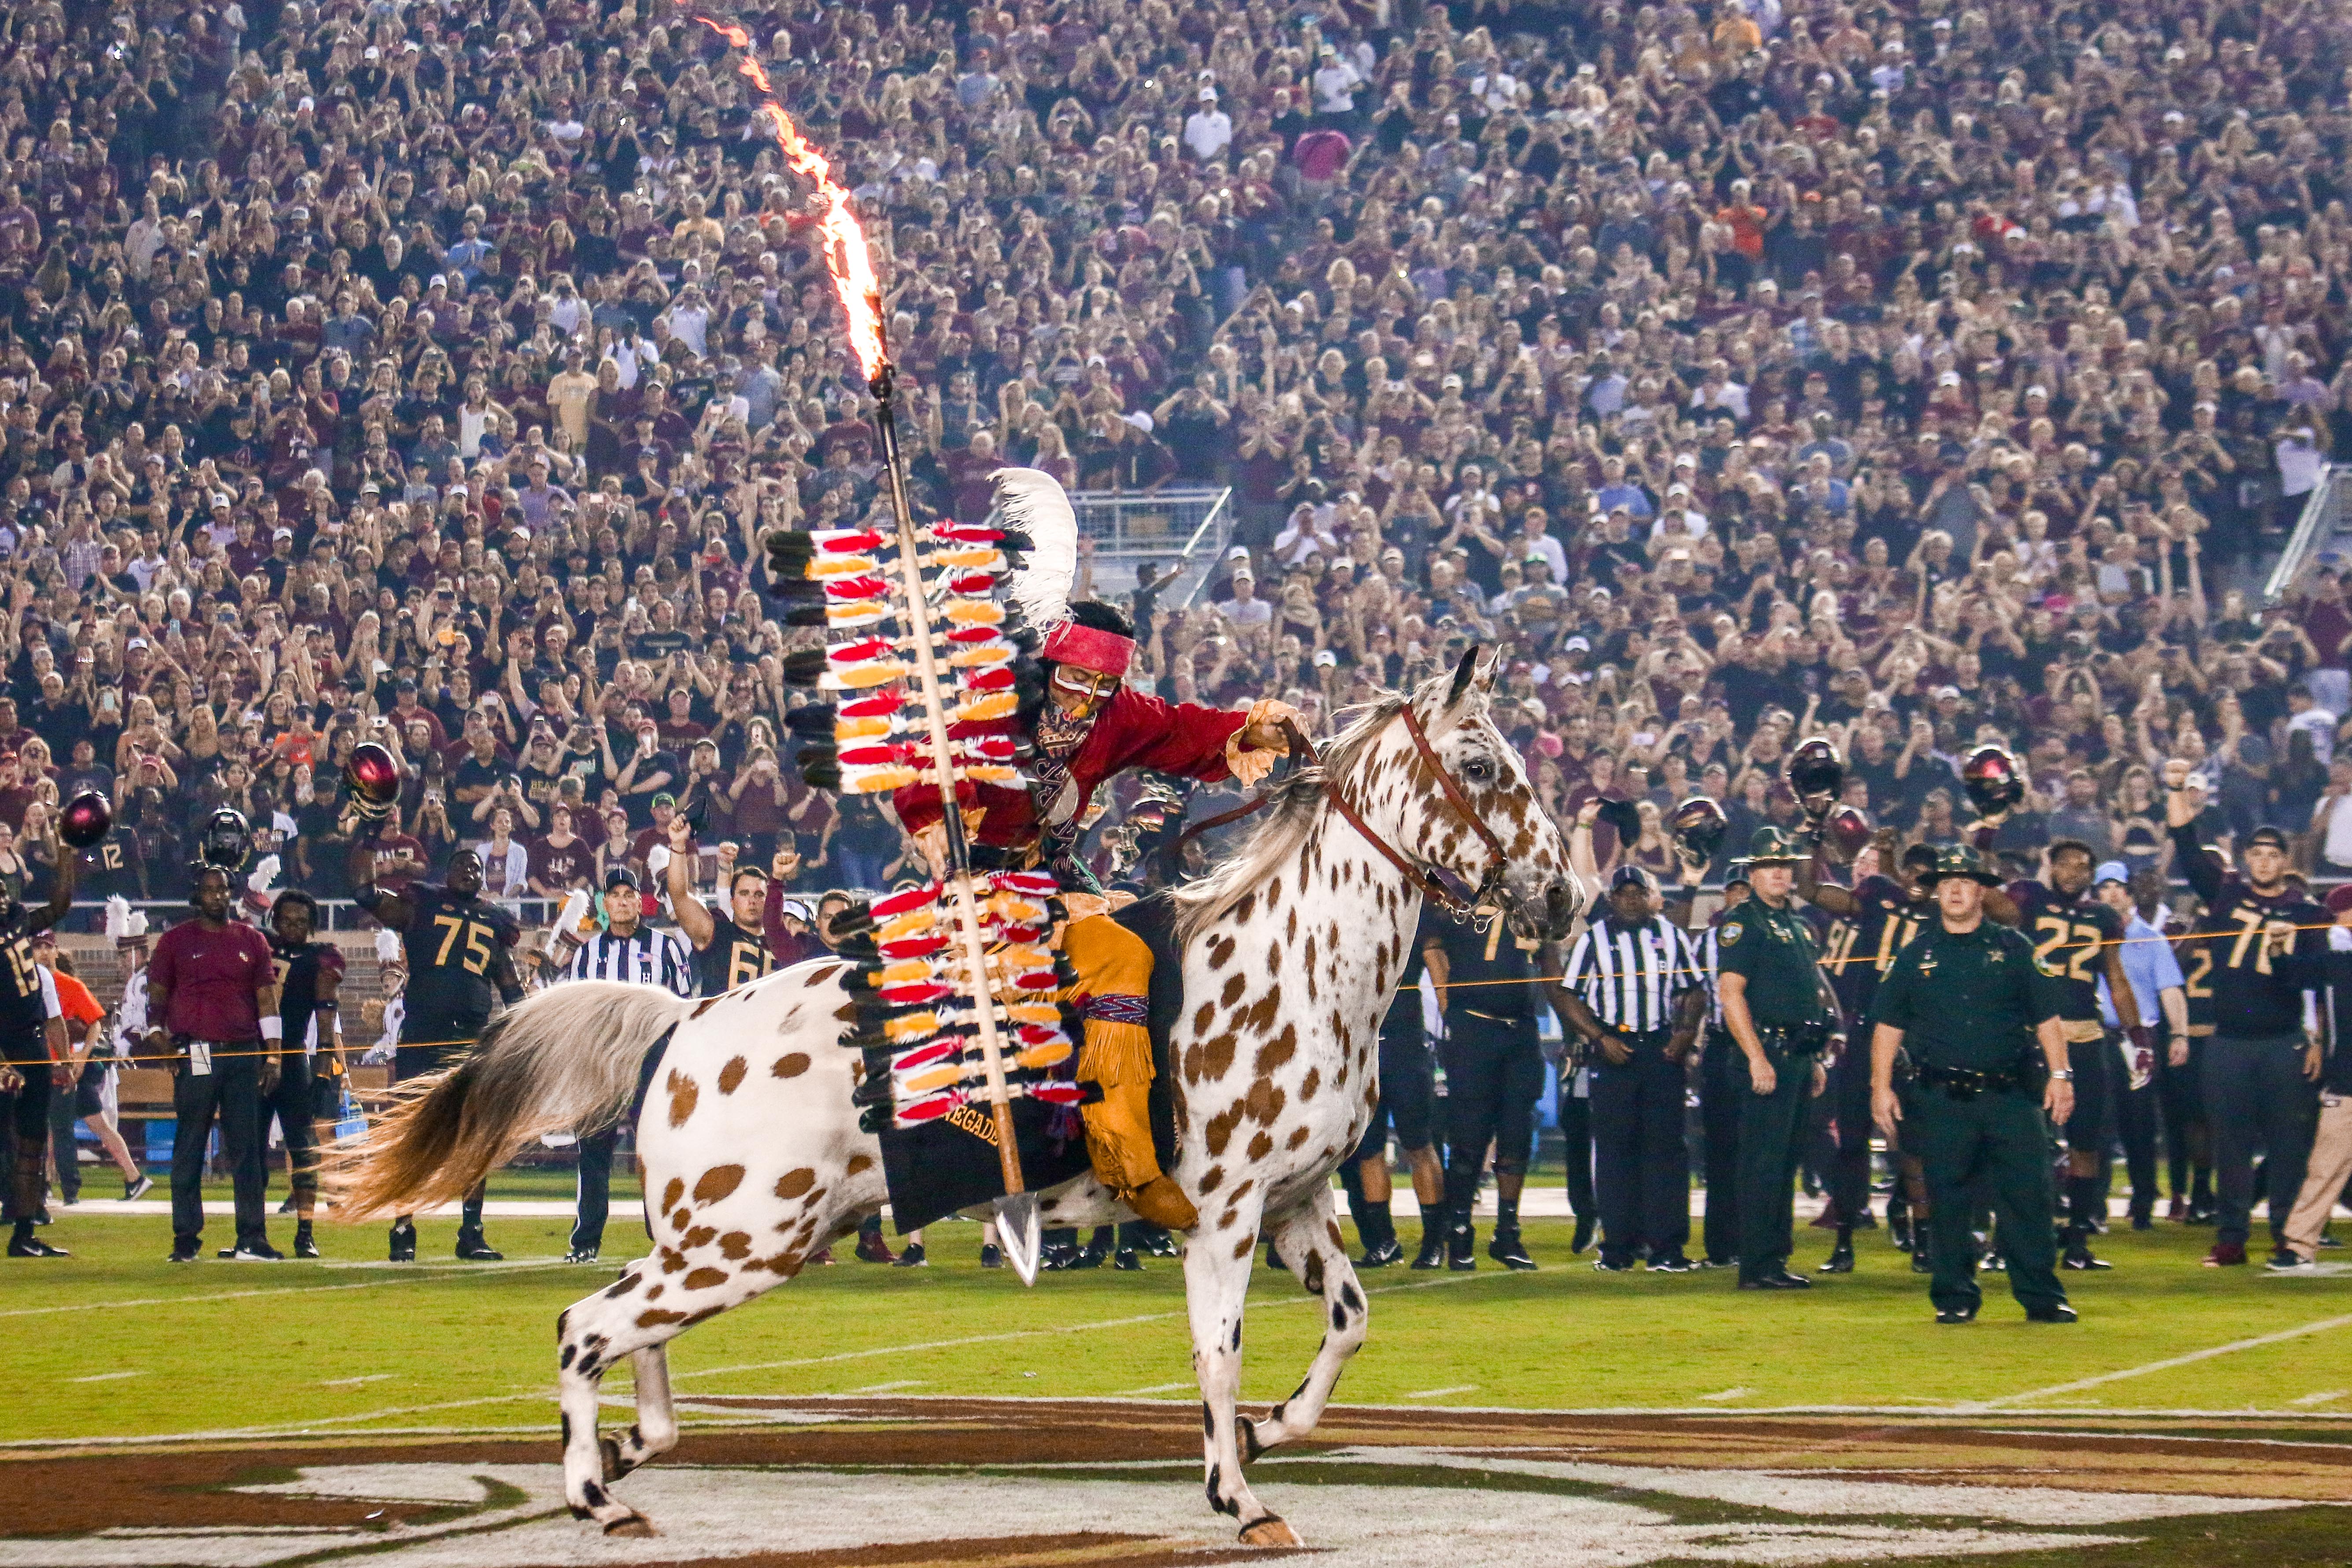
xmin=3 ymin=1398 xmax=2346 ymax=1562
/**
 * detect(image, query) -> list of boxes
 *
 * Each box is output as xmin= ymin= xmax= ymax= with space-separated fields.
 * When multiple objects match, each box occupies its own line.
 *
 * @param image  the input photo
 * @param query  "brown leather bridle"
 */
xmin=1301 ymin=709 xmax=1512 ymax=925
xmin=1172 ymin=707 xmax=1515 ymax=924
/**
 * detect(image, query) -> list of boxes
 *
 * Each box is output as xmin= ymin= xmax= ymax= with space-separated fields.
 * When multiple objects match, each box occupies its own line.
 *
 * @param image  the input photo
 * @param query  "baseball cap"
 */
xmin=2093 ymin=860 xmax=2130 ymax=887
xmin=651 ymin=791 xmax=677 ymax=808
xmin=1609 ymin=863 xmax=1657 ymax=894
xmin=603 ymin=866 xmax=640 ymax=892
xmin=2247 ymin=825 xmax=2291 ymax=852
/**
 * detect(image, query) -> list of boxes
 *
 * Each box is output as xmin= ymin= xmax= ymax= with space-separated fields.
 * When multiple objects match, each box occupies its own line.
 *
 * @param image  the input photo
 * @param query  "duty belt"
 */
xmin=1916 ymin=1058 xmax=2037 ymax=1100
xmin=1758 ymin=1021 xmax=1832 ymax=1056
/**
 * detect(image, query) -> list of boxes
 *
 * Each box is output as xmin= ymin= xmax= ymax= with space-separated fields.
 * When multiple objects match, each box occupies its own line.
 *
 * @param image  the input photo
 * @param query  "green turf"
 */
xmin=12 ymin=1209 xmax=2351 ymax=1446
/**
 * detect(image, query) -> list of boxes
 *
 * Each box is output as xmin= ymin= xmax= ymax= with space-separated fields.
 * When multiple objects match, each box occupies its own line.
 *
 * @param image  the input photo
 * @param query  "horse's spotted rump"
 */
xmin=845 ymin=1154 xmax=874 ymax=1176
xmin=1243 ymin=1078 xmax=1285 ymax=1124
xmin=683 ymin=1225 xmax=717 ymax=1249
xmin=692 ymin=998 xmax=721 ymax=1019
xmin=682 ymin=1267 xmax=729 ymax=1291
xmin=1193 ymin=1002 xmax=1215 ymax=1034
xmin=774 ymin=1168 xmax=817 ymax=1200
xmin=666 ymin=1069 xmax=699 ymax=1128
xmin=692 ymin=1165 xmax=745 ymax=1204
xmin=1285 ymin=1126 xmax=1311 ymax=1150
xmin=771 ymin=1052 xmax=812 ymax=1079
xmin=717 ymin=1056 xmax=749 ymax=1095
xmin=1299 ymin=1066 xmax=1320 ymax=1101
xmin=718 ymin=1231 xmax=753 ymax=1260
xmin=1208 ymin=935 xmax=1236 ymax=969
xmin=661 ymin=1178 xmax=685 ymax=1212
xmin=1219 ymin=975 xmax=1246 ymax=1008
xmin=1231 ymin=1235 xmax=1253 ymax=1258
xmin=1198 ymin=1165 xmax=1225 ymax=1194
xmin=1247 ymin=1130 xmax=1274 ymax=1161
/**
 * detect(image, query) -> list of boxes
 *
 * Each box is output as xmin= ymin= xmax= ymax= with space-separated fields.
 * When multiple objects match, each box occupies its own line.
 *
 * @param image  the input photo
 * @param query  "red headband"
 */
xmin=1041 ymin=620 xmax=1135 ymax=677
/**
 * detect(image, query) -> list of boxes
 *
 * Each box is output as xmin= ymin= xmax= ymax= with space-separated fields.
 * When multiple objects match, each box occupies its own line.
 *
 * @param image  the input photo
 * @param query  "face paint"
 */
xmin=1049 ymin=665 xmax=1116 ymax=721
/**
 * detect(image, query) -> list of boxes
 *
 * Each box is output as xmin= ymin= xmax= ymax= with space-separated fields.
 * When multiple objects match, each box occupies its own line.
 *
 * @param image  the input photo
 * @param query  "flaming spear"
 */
xmin=699 ymin=18 xmax=1043 ymax=1283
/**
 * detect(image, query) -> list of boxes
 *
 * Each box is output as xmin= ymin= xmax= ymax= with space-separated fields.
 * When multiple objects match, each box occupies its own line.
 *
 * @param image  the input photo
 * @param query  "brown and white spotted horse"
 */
xmin=335 ymin=648 xmax=1581 ymax=1544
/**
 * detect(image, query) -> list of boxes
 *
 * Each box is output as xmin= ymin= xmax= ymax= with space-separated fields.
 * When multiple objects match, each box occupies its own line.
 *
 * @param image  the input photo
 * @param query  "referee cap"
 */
xmin=603 ymin=865 xmax=640 ymax=892
xmin=1609 ymin=864 xmax=1657 ymax=895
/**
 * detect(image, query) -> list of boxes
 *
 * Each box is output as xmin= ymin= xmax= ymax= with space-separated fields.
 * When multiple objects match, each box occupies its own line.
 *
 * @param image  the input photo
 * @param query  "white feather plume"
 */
xmin=104 ymin=895 xmax=129 ymax=942
xmin=992 ymin=466 xmax=1080 ymax=629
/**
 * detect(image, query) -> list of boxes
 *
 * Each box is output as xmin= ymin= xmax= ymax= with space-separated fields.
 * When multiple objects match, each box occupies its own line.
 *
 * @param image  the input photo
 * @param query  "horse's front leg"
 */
xmin=1186 ymin=1198 xmax=1300 ymax=1546
xmin=1240 ymin=1186 xmax=1368 ymax=1460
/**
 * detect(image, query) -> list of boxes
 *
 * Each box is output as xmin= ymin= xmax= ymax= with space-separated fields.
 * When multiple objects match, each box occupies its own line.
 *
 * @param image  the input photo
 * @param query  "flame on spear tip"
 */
xmin=695 ymin=16 xmax=888 ymax=385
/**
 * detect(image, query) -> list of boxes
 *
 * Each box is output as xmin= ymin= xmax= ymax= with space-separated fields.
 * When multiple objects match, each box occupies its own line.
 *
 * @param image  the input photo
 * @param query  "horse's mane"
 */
xmin=1171 ymin=692 xmax=1412 ymax=943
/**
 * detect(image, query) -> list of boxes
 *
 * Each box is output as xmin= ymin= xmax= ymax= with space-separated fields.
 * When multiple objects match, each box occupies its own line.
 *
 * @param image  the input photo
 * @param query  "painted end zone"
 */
xmin=3 ymin=1398 xmax=2345 ymax=1568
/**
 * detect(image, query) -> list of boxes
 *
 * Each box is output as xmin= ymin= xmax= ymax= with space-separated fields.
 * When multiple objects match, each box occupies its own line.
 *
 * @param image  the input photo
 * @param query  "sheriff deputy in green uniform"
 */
xmin=1716 ymin=827 xmax=1845 ymax=1291
xmin=1868 ymin=845 xmax=2078 ymax=1325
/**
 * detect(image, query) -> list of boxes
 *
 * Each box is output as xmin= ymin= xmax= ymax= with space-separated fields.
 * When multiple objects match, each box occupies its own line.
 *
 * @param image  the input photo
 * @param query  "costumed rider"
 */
xmin=894 ymin=469 xmax=1298 ymax=1233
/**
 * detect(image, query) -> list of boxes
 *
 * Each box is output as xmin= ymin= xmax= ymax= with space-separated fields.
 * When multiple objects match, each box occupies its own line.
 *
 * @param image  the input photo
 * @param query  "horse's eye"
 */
xmin=1464 ymin=756 xmax=1495 ymax=784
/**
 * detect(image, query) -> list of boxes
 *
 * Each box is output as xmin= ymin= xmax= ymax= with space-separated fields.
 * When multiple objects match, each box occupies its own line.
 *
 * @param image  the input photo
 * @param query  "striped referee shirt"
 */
xmin=1694 ymin=925 xmax=1725 ymax=1029
xmin=559 ymin=925 xmax=697 ymax=998
xmin=1562 ymin=914 xmax=1699 ymax=1033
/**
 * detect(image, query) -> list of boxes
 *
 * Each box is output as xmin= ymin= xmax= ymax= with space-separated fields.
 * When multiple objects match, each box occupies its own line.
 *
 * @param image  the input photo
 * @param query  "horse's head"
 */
xmin=1381 ymin=646 xmax=1583 ymax=942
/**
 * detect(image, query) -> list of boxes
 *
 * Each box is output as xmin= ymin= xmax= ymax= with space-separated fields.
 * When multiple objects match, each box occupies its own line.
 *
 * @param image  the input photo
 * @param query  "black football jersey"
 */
xmin=2005 ymin=880 xmax=2125 ymax=1023
xmin=693 ymin=913 xmax=774 ymax=996
xmin=1820 ymin=873 xmax=1926 ymax=1016
xmin=270 ymin=937 xmax=345 ymax=1052
xmin=2169 ymin=824 xmax=2326 ymax=1039
xmin=392 ymin=884 xmax=521 ymax=1045
xmin=0 ymin=928 xmax=46 ymax=1043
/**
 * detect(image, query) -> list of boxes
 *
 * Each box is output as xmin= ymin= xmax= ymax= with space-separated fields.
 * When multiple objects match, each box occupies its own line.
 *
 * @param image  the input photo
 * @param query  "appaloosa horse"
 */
xmin=337 ymin=649 xmax=1580 ymax=1544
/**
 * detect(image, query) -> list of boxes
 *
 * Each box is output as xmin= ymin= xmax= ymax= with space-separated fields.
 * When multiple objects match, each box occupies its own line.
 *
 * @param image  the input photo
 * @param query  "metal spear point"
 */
xmin=867 ymin=358 xmax=1043 ymax=1288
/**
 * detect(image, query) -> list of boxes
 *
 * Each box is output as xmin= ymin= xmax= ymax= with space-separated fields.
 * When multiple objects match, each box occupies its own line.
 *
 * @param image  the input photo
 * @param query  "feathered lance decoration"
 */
xmin=711 ymin=15 xmax=1057 ymax=1282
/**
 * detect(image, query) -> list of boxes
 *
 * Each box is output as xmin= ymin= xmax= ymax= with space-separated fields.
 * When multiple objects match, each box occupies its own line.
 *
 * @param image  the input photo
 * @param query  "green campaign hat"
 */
xmin=1746 ymin=826 xmax=1806 ymax=866
xmin=1918 ymin=844 xmax=2003 ymax=886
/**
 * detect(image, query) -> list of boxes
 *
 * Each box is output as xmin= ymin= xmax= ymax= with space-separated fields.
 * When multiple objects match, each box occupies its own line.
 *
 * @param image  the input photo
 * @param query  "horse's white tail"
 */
xmin=331 ymin=982 xmax=692 ymax=1221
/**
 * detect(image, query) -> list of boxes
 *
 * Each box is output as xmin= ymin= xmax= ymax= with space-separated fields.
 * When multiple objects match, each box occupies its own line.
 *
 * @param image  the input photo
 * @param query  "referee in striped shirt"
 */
xmin=1559 ymin=865 xmax=1705 ymax=1273
xmin=549 ymin=866 xmax=694 ymax=1264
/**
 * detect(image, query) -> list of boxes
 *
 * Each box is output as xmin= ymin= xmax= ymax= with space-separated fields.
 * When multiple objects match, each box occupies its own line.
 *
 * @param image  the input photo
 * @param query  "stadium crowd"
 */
xmin=1 ymin=0 xmax=2351 ymax=1276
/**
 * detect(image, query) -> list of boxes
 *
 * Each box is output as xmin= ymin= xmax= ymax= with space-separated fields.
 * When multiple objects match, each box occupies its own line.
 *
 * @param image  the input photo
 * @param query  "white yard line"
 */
xmin=1974 ymin=1311 xmax=2352 ymax=1409
xmin=851 ymin=1380 xmax=926 ymax=1393
xmin=1113 ymin=1382 xmax=1198 ymax=1396
xmin=1695 ymin=1387 xmax=1752 ymax=1402
xmin=67 ymin=1370 xmax=144 ymax=1383
xmin=320 ymin=1374 xmax=398 ymax=1388
xmin=2290 ymin=1390 xmax=2348 ymax=1407
xmin=0 ymin=1257 xmax=572 ymax=1319
xmin=1403 ymin=1385 xmax=1478 ymax=1399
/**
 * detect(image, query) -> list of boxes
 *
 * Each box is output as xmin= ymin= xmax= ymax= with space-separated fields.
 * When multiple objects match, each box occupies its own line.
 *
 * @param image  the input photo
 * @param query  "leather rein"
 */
xmin=1175 ymin=708 xmax=1509 ymax=924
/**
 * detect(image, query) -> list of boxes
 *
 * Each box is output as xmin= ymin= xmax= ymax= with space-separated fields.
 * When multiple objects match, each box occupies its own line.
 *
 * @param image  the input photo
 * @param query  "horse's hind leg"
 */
xmin=601 ymin=1343 xmax=678 ymax=1482
xmin=1239 ymin=1188 xmax=1368 ymax=1461
xmin=557 ymin=1267 xmax=660 ymax=1535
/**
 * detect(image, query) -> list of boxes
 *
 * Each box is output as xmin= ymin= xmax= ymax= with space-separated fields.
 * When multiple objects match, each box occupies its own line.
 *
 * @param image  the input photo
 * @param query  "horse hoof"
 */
xmin=1239 ymin=1515 xmax=1302 ymax=1547
xmin=603 ymin=1514 xmax=656 ymax=1538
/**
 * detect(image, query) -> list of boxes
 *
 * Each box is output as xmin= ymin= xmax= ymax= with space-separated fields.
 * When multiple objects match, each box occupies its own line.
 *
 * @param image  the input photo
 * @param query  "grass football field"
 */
xmin=13 ymin=1199 xmax=2352 ymax=1447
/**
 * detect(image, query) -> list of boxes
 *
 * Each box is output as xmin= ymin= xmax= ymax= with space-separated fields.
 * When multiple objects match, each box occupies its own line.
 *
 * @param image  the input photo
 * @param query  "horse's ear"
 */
xmin=1445 ymin=643 xmax=1480 ymax=710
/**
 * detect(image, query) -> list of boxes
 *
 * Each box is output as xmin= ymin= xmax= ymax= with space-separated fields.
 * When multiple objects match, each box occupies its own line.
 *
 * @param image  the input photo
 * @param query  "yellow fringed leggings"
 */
xmin=1059 ymin=914 xmax=1162 ymax=1194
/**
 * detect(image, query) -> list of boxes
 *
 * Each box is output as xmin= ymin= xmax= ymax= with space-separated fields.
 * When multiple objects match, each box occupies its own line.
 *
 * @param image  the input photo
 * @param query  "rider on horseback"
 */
xmin=895 ymin=599 xmax=1297 ymax=1232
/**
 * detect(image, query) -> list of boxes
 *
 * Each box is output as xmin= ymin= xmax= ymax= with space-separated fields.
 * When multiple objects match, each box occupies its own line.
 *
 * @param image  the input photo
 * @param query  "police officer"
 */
xmin=1559 ymin=865 xmax=1704 ymax=1272
xmin=1869 ymin=845 xmax=2076 ymax=1324
xmin=1716 ymin=827 xmax=1843 ymax=1291
xmin=0 ymin=856 xmax=73 ymax=1259
xmin=2163 ymin=766 xmax=2328 ymax=1268
xmin=355 ymin=841 xmax=525 ymax=1262
xmin=1425 ymin=890 xmax=1550 ymax=1273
